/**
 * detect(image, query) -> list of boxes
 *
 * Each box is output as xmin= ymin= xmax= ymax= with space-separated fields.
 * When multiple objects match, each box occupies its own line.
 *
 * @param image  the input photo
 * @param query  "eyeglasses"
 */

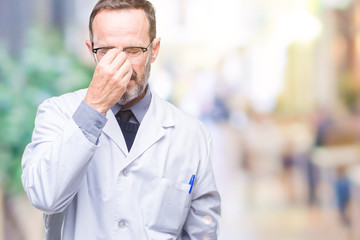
xmin=91 ymin=41 xmax=153 ymax=64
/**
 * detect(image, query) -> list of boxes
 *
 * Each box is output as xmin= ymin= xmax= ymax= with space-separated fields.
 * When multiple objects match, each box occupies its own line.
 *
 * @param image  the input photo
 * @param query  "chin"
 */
xmin=119 ymin=86 xmax=140 ymax=105
xmin=119 ymin=75 xmax=147 ymax=105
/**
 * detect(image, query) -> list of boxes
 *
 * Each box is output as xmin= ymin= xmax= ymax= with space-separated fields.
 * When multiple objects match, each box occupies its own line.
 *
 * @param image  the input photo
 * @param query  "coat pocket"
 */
xmin=143 ymin=177 xmax=191 ymax=235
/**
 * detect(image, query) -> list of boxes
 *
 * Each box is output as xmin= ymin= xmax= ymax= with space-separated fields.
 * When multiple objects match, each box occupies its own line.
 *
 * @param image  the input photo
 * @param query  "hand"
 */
xmin=84 ymin=49 xmax=132 ymax=114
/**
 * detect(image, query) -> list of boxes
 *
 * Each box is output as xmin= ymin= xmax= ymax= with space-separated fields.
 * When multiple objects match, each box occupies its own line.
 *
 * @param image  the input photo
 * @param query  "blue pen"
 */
xmin=189 ymin=174 xmax=195 ymax=193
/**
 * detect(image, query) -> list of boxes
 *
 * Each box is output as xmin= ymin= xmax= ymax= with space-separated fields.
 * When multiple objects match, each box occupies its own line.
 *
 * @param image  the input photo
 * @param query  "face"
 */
xmin=86 ymin=9 xmax=160 ymax=105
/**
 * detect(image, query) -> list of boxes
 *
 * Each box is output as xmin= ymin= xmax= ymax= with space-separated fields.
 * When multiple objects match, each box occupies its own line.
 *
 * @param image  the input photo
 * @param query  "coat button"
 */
xmin=118 ymin=219 xmax=128 ymax=229
xmin=95 ymin=121 xmax=103 ymax=129
xmin=122 ymin=169 xmax=129 ymax=177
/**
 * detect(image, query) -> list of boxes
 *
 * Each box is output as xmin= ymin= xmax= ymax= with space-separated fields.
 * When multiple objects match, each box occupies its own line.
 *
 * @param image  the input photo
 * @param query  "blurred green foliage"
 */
xmin=0 ymin=27 xmax=93 ymax=194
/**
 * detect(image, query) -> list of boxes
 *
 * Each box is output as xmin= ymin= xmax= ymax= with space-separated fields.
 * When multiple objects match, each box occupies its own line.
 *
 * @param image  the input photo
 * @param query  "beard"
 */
xmin=117 ymin=53 xmax=152 ymax=105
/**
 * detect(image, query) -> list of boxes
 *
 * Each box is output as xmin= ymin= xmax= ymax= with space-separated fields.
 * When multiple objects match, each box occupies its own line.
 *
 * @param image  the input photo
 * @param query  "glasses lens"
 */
xmin=124 ymin=48 xmax=144 ymax=63
xmin=95 ymin=48 xmax=112 ymax=62
xmin=94 ymin=46 xmax=149 ymax=64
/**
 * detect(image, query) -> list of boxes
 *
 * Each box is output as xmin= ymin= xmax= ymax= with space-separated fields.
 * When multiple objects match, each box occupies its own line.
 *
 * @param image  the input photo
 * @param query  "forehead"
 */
xmin=92 ymin=8 xmax=150 ymax=44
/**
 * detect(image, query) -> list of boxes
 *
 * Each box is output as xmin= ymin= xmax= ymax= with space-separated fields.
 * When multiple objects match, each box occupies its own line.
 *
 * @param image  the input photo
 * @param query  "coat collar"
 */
xmin=102 ymin=90 xmax=175 ymax=163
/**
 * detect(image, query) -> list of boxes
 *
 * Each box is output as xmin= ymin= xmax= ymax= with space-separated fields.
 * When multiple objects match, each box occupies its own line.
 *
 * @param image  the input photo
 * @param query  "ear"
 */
xmin=85 ymin=40 xmax=95 ymax=60
xmin=150 ymin=37 xmax=161 ymax=63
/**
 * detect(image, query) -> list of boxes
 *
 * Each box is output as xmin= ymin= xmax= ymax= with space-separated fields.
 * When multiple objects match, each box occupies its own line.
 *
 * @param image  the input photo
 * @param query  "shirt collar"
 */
xmin=111 ymin=85 xmax=152 ymax=124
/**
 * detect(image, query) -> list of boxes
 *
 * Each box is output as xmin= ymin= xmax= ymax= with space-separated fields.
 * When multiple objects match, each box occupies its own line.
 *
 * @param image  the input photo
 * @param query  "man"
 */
xmin=21 ymin=0 xmax=221 ymax=239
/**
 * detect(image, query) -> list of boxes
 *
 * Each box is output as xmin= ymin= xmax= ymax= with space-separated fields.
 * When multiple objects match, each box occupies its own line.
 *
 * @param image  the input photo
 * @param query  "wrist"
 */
xmin=84 ymin=98 xmax=109 ymax=114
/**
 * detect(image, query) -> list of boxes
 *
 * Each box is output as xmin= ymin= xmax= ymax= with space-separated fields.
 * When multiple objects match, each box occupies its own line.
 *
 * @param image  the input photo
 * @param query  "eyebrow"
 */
xmin=91 ymin=42 xmax=148 ymax=49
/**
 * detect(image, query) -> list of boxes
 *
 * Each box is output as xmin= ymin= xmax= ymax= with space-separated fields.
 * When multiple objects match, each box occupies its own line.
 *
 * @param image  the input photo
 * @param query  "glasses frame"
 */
xmin=91 ymin=41 xmax=153 ymax=63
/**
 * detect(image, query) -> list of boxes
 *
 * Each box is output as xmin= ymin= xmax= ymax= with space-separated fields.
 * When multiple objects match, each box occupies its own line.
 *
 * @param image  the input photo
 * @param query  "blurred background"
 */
xmin=2 ymin=0 xmax=360 ymax=239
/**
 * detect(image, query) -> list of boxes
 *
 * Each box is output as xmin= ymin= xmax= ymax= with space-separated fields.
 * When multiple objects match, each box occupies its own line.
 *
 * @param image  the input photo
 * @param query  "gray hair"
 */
xmin=89 ymin=0 xmax=156 ymax=43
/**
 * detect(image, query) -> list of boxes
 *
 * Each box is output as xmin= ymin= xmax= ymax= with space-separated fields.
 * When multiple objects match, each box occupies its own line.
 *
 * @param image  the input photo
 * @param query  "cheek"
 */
xmin=131 ymin=62 xmax=146 ymax=75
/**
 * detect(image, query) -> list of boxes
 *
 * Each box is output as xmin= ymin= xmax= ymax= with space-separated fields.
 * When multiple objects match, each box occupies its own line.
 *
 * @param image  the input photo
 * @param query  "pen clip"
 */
xmin=189 ymin=174 xmax=195 ymax=194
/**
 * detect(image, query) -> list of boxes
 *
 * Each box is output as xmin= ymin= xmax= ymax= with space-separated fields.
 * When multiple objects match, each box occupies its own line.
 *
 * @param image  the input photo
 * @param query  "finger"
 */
xmin=113 ymin=59 xmax=132 ymax=83
xmin=109 ymin=51 xmax=127 ymax=71
xmin=124 ymin=67 xmax=133 ymax=83
xmin=99 ymin=48 xmax=121 ymax=65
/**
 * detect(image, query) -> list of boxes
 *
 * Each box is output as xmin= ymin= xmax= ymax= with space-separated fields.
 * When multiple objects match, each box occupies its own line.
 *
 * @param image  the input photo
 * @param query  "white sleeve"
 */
xmin=21 ymin=99 xmax=98 ymax=214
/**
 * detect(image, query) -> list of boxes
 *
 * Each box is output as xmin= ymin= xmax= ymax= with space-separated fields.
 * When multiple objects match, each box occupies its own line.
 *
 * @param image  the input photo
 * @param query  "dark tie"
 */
xmin=115 ymin=109 xmax=139 ymax=151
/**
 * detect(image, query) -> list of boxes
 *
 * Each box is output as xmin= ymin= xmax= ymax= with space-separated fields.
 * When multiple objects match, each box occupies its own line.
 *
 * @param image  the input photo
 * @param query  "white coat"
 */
xmin=21 ymin=88 xmax=221 ymax=240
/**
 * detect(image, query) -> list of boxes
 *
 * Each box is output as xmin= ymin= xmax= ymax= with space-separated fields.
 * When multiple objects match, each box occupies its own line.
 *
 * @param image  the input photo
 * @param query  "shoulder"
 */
xmin=38 ymin=89 xmax=88 ymax=118
xmin=42 ymin=88 xmax=87 ymax=106
xmin=152 ymin=92 xmax=211 ymax=141
xmin=40 ymin=89 xmax=87 ymax=109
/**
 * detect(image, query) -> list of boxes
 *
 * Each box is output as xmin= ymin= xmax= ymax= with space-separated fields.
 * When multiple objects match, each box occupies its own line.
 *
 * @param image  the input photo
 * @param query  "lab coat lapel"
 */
xmin=77 ymin=89 xmax=129 ymax=154
xmin=127 ymin=93 xmax=175 ymax=162
xmin=102 ymin=110 xmax=128 ymax=155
